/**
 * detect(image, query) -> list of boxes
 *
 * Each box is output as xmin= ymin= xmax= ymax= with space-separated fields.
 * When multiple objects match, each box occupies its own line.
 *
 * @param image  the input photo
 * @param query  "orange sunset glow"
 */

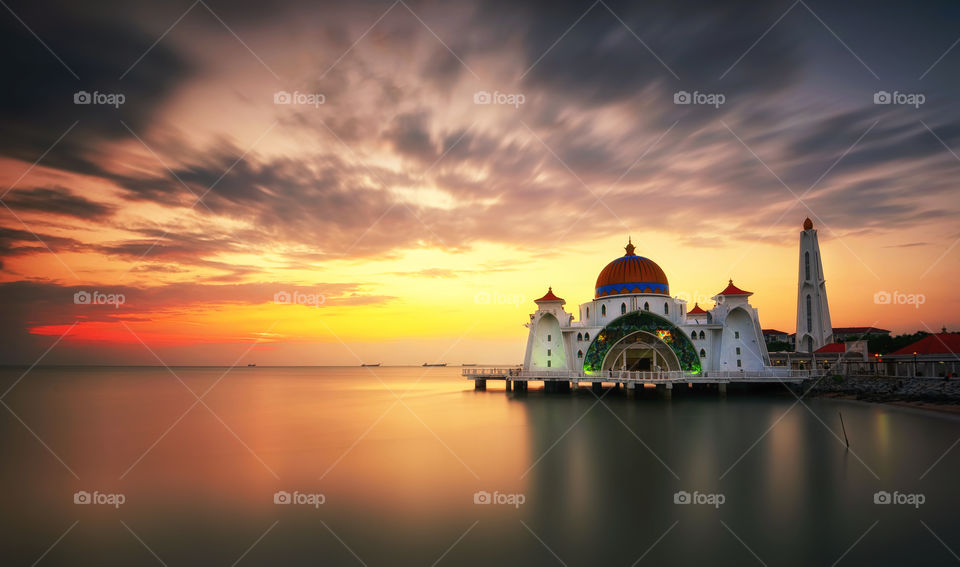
xmin=1 ymin=0 xmax=958 ymax=366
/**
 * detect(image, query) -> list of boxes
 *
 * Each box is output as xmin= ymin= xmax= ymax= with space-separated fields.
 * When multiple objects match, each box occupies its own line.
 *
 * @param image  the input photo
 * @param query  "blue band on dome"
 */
xmin=595 ymin=282 xmax=669 ymax=296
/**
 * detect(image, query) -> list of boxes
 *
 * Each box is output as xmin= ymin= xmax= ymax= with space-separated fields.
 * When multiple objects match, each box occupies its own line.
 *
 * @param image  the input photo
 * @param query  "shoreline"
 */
xmin=808 ymin=375 xmax=960 ymax=417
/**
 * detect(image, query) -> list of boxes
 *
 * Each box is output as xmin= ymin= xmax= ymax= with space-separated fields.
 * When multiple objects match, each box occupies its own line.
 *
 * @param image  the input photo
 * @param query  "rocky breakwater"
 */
xmin=807 ymin=375 xmax=960 ymax=405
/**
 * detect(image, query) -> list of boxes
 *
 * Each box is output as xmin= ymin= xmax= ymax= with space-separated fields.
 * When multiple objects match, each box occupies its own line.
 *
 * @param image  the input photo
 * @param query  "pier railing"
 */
xmin=462 ymin=367 xmax=813 ymax=381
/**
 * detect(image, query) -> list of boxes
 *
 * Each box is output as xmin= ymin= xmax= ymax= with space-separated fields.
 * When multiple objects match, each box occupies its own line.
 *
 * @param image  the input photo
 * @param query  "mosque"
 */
xmin=521 ymin=238 xmax=771 ymax=376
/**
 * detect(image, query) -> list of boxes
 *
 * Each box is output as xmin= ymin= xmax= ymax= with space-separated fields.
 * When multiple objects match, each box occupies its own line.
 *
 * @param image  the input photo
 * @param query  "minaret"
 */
xmin=795 ymin=218 xmax=832 ymax=352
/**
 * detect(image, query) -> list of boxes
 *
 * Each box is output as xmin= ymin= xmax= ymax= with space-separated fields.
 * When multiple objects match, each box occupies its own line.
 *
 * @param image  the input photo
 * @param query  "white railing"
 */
xmin=463 ymin=367 xmax=814 ymax=381
xmin=461 ymin=367 xmax=523 ymax=376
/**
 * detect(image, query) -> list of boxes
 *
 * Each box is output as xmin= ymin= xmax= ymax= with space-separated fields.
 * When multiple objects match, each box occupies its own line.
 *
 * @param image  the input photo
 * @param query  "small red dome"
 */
xmin=595 ymin=239 xmax=669 ymax=298
xmin=687 ymin=303 xmax=707 ymax=315
xmin=535 ymin=287 xmax=564 ymax=303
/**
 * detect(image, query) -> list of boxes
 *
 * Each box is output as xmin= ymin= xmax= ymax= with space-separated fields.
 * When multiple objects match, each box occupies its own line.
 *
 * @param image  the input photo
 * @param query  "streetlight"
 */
xmin=913 ymin=351 xmax=918 ymax=377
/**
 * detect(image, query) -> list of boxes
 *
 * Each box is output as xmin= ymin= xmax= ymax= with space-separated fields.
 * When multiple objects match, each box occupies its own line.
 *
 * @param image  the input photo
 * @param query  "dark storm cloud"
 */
xmin=1 ymin=0 xmax=958 ymax=271
xmin=3 ymin=187 xmax=116 ymax=219
xmin=0 ymin=0 xmax=192 ymax=177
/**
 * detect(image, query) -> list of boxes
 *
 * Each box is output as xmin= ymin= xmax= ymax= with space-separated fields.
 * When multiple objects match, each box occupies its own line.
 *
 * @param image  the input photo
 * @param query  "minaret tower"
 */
xmin=795 ymin=218 xmax=832 ymax=352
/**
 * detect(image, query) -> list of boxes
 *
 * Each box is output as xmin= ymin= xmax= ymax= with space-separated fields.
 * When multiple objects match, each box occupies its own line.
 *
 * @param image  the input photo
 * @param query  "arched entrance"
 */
xmin=582 ymin=310 xmax=701 ymax=375
xmin=601 ymin=331 xmax=681 ymax=372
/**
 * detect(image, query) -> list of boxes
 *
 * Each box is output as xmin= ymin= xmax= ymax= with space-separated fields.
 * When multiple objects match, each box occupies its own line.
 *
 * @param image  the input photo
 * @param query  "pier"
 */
xmin=465 ymin=367 xmax=814 ymax=395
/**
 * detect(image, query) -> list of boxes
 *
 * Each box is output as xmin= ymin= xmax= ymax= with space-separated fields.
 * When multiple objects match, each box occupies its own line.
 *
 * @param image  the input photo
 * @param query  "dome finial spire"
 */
xmin=803 ymin=217 xmax=813 ymax=230
xmin=624 ymin=237 xmax=635 ymax=256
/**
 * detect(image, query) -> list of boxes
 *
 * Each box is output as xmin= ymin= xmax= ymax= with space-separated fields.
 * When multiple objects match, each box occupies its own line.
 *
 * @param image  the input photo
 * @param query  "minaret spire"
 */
xmin=624 ymin=236 xmax=636 ymax=256
xmin=796 ymin=218 xmax=832 ymax=352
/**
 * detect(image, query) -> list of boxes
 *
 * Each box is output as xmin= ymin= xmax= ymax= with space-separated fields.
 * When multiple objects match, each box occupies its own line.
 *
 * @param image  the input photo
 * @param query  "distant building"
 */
xmin=796 ymin=218 xmax=833 ymax=352
xmin=832 ymin=327 xmax=891 ymax=342
xmin=883 ymin=332 xmax=960 ymax=377
xmin=762 ymin=329 xmax=791 ymax=345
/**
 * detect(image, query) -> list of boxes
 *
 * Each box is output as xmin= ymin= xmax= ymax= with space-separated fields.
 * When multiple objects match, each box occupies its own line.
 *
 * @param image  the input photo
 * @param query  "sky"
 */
xmin=0 ymin=0 xmax=958 ymax=365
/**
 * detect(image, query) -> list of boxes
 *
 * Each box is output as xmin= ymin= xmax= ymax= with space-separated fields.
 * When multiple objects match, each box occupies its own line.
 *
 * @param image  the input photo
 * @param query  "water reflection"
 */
xmin=0 ymin=367 xmax=958 ymax=566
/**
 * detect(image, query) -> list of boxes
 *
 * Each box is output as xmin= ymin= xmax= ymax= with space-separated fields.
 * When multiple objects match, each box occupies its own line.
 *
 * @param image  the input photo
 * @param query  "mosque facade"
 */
xmin=522 ymin=239 xmax=770 ymax=376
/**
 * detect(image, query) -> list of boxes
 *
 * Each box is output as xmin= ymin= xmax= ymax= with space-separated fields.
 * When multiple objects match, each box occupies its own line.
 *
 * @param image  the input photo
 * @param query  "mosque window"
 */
xmin=547 ymin=334 xmax=551 ymax=342
xmin=806 ymin=295 xmax=813 ymax=332
xmin=699 ymin=349 xmax=706 ymax=358
xmin=584 ymin=333 xmax=590 ymax=341
xmin=736 ymin=359 xmax=742 ymax=368
xmin=620 ymin=302 xmax=626 ymax=315
xmin=664 ymin=302 xmax=669 ymax=315
xmin=586 ymin=307 xmax=589 ymax=318
xmin=734 ymin=331 xmax=740 ymax=339
xmin=547 ymin=360 xmax=551 ymax=367
xmin=699 ymin=331 xmax=705 ymax=340
xmin=805 ymin=252 xmax=811 ymax=281
xmin=691 ymin=331 xmax=697 ymax=340
xmin=601 ymin=305 xmax=606 ymax=317
xmin=643 ymin=302 xmax=649 ymax=311
xmin=577 ymin=350 xmax=583 ymax=359
xmin=547 ymin=349 xmax=552 ymax=357
xmin=736 ymin=347 xmax=741 ymax=355
xmin=577 ymin=332 xmax=583 ymax=341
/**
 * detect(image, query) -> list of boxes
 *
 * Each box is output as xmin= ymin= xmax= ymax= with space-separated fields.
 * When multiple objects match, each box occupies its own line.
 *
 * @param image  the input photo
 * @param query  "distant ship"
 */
xmin=461 ymin=363 xmax=478 ymax=366
xmin=247 ymin=363 xmax=256 ymax=367
xmin=360 ymin=363 xmax=381 ymax=367
xmin=422 ymin=363 xmax=447 ymax=367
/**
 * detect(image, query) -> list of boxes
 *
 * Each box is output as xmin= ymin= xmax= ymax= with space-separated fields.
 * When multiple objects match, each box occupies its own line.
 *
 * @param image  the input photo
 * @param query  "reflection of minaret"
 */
xmin=795 ymin=218 xmax=832 ymax=352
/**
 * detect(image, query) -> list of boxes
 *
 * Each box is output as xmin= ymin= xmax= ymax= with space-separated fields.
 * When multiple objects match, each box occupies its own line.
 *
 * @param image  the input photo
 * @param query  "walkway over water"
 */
xmin=464 ymin=367 xmax=814 ymax=394
xmin=463 ymin=367 xmax=811 ymax=384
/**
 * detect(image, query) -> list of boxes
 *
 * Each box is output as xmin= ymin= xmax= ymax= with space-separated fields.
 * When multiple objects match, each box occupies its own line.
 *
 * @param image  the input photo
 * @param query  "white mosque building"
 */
xmin=522 ymin=238 xmax=770 ymax=376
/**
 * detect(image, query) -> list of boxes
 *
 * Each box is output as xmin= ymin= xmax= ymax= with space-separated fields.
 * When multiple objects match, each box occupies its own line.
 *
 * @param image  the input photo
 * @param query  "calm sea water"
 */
xmin=0 ymin=366 xmax=958 ymax=566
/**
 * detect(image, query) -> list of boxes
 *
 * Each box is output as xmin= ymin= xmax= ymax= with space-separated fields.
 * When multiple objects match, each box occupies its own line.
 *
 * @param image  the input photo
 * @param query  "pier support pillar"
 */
xmin=718 ymin=383 xmax=727 ymax=397
xmin=657 ymin=383 xmax=672 ymax=400
xmin=592 ymin=382 xmax=602 ymax=394
xmin=475 ymin=379 xmax=486 ymax=391
xmin=558 ymin=381 xmax=571 ymax=393
xmin=505 ymin=380 xmax=512 ymax=392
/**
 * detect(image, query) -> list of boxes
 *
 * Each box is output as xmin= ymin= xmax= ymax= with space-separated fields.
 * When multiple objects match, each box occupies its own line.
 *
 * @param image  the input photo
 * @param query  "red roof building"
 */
xmin=888 ymin=333 xmax=960 ymax=356
xmin=814 ymin=342 xmax=846 ymax=354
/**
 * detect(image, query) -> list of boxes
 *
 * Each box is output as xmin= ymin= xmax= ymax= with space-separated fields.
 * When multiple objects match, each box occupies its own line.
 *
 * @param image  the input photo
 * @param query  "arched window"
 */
xmin=691 ymin=331 xmax=697 ymax=340
xmin=601 ymin=305 xmax=606 ymax=317
xmin=547 ymin=360 xmax=551 ymax=367
xmin=643 ymin=302 xmax=649 ymax=311
xmin=577 ymin=332 xmax=583 ymax=341
xmin=577 ymin=350 xmax=583 ymax=359
xmin=586 ymin=307 xmax=589 ymax=319
xmin=664 ymin=302 xmax=669 ymax=315
xmin=699 ymin=331 xmax=705 ymax=339
xmin=584 ymin=332 xmax=590 ymax=341
xmin=620 ymin=302 xmax=626 ymax=315
xmin=806 ymin=294 xmax=813 ymax=332
xmin=804 ymin=251 xmax=811 ymax=281
xmin=699 ymin=349 xmax=706 ymax=358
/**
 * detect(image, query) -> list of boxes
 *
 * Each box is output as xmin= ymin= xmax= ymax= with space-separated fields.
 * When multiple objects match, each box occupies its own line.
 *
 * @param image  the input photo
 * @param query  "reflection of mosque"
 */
xmin=522 ymin=238 xmax=769 ymax=375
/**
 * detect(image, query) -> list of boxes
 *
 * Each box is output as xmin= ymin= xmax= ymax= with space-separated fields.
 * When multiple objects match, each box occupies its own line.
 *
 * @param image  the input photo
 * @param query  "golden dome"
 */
xmin=595 ymin=239 xmax=669 ymax=298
